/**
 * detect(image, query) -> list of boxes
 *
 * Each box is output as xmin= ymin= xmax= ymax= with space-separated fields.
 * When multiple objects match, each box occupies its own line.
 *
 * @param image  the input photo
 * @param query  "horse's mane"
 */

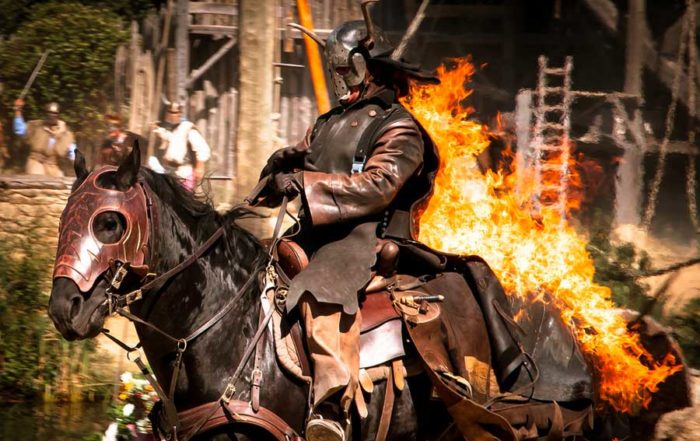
xmin=139 ymin=169 xmax=266 ymax=260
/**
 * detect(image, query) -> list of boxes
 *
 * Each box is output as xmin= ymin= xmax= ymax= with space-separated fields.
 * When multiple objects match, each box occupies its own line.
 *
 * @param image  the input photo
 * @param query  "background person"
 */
xmin=150 ymin=103 xmax=210 ymax=190
xmin=13 ymin=98 xmax=76 ymax=177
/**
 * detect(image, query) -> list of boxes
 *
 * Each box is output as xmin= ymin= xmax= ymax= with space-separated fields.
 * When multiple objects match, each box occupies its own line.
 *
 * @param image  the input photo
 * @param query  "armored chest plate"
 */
xmin=305 ymin=104 xmax=386 ymax=174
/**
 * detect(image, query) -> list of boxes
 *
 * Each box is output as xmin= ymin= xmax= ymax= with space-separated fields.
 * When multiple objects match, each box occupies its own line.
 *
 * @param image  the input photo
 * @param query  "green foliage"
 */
xmin=0 ymin=0 xmax=161 ymax=37
xmin=0 ymin=235 xmax=52 ymax=396
xmin=587 ymin=228 xmax=654 ymax=313
xmin=0 ymin=2 xmax=128 ymax=146
xmin=0 ymin=234 xmax=108 ymax=400
xmin=668 ymin=297 xmax=700 ymax=367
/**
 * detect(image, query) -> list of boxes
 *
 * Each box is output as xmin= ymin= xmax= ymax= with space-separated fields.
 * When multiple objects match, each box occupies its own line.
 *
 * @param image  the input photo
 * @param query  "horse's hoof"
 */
xmin=305 ymin=417 xmax=346 ymax=441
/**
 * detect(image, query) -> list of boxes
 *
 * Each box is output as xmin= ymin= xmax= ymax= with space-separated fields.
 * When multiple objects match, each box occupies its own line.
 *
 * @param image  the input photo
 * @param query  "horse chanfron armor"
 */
xmin=53 ymin=166 xmax=153 ymax=292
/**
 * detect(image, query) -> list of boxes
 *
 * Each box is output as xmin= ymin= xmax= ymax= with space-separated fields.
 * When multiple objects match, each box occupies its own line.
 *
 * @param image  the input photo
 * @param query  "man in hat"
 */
xmin=248 ymin=17 xmax=441 ymax=441
xmin=13 ymin=98 xmax=76 ymax=177
xmin=150 ymin=102 xmax=211 ymax=190
xmin=98 ymin=113 xmax=128 ymax=166
xmin=98 ymin=114 xmax=145 ymax=166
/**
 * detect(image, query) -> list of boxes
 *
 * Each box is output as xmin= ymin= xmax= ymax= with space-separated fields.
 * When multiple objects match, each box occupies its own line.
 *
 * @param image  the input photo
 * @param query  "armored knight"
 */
xmin=247 ymin=3 xmax=594 ymax=439
xmin=247 ymin=13 xmax=442 ymax=441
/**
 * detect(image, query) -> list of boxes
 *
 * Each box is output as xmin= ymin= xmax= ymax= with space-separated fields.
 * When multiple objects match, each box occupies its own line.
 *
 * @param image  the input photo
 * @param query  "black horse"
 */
xmin=48 ymin=145 xmax=454 ymax=440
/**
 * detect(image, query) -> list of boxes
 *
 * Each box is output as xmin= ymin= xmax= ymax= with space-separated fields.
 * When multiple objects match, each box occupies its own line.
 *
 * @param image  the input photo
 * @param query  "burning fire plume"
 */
xmin=401 ymin=58 xmax=682 ymax=413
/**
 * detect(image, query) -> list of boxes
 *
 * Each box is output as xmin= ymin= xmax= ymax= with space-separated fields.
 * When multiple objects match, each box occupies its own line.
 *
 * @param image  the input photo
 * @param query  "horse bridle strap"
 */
xmin=176 ymin=399 xmax=303 ymax=441
xmin=107 ymin=197 xmax=293 ymax=441
xmin=107 ymin=225 xmax=226 ymax=311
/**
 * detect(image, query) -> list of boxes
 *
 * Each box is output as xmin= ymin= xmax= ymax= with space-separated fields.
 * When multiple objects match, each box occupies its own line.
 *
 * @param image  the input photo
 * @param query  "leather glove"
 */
xmin=260 ymin=146 xmax=309 ymax=177
xmin=270 ymin=172 xmax=303 ymax=198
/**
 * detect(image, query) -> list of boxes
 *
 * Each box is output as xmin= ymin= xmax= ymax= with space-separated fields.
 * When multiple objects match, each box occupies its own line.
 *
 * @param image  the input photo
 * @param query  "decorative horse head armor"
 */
xmin=53 ymin=166 xmax=153 ymax=292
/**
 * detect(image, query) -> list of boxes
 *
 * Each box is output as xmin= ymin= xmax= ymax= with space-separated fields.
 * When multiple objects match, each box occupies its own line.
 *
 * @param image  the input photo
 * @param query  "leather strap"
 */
xmin=402 ymin=315 xmax=518 ymax=441
xmin=177 ymin=399 xmax=303 ymax=441
xmin=289 ymin=320 xmax=312 ymax=378
xmin=251 ymin=306 xmax=267 ymax=412
xmin=351 ymin=106 xmax=400 ymax=174
xmin=375 ymin=368 xmax=395 ymax=441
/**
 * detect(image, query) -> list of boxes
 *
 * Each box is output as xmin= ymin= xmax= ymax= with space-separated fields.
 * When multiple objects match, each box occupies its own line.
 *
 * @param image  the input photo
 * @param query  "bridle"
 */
xmin=91 ymin=178 xmax=292 ymax=440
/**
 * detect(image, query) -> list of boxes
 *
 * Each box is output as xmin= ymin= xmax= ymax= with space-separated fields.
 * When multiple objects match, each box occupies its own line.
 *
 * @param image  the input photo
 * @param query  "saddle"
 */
xmin=273 ymin=238 xmax=413 ymax=377
xmin=271 ymin=238 xmax=595 ymax=441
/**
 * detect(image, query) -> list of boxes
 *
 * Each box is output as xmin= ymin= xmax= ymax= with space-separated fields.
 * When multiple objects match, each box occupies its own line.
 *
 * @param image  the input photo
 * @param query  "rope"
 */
xmin=686 ymin=0 xmax=700 ymax=234
xmin=642 ymin=6 xmax=690 ymax=228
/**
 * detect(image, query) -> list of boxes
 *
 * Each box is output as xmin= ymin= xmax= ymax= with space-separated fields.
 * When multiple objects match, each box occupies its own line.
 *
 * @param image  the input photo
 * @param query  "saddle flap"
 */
xmin=360 ymin=319 xmax=405 ymax=369
xmin=359 ymin=291 xmax=400 ymax=333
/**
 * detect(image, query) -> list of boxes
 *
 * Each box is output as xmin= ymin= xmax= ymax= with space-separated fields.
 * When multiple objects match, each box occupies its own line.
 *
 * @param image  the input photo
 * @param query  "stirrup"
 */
xmin=305 ymin=415 xmax=346 ymax=441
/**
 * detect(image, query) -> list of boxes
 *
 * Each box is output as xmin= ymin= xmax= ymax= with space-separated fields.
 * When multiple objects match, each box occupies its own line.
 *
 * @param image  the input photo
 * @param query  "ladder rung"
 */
xmin=541 ymin=105 xmax=566 ymax=112
xmin=539 ymin=184 xmax=564 ymax=192
xmin=543 ymin=67 xmax=567 ymax=75
xmin=541 ymin=122 xmax=566 ymax=130
xmin=540 ymin=163 xmax=566 ymax=171
xmin=533 ymin=144 xmax=566 ymax=151
xmin=543 ymin=87 xmax=565 ymax=94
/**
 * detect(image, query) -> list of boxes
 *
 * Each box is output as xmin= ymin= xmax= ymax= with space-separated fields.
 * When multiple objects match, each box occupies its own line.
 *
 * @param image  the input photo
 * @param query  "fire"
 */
xmin=401 ymin=58 xmax=682 ymax=413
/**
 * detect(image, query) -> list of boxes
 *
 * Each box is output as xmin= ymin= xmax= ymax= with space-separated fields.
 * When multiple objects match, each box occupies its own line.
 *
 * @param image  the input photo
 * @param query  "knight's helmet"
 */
xmin=291 ymin=0 xmax=435 ymax=102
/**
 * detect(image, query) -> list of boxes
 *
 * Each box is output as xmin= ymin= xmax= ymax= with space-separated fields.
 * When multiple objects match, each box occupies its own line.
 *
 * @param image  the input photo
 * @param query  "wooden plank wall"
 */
xmin=115 ymin=1 xmax=362 ymax=177
xmin=276 ymin=0 xmax=362 ymax=145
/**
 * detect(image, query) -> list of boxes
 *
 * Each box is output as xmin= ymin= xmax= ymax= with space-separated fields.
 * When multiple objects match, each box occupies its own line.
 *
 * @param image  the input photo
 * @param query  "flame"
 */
xmin=401 ymin=58 xmax=682 ymax=413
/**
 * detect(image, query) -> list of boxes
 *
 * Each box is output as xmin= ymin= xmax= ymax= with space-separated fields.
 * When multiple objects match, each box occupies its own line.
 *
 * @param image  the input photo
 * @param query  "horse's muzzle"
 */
xmin=49 ymin=277 xmax=108 ymax=340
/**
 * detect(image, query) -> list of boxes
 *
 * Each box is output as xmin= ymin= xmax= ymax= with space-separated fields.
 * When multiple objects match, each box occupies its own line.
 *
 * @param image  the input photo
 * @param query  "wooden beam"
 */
xmin=615 ymin=0 xmax=646 ymax=227
xmin=189 ymin=24 xmax=237 ymax=35
xmin=237 ymin=0 xmax=276 ymax=235
xmin=645 ymin=140 xmax=699 ymax=155
xmin=175 ymin=0 xmax=189 ymax=106
xmin=424 ymin=4 xmax=506 ymax=18
xmin=188 ymin=2 xmax=237 ymax=16
xmin=186 ymin=35 xmax=237 ymax=88
xmin=581 ymin=0 xmax=618 ymax=33
xmin=582 ymin=0 xmax=700 ymax=112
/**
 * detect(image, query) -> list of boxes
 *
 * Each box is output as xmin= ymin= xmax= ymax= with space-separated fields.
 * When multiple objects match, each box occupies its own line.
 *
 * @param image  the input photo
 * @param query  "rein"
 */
xmin=102 ymin=195 xmax=290 ymax=441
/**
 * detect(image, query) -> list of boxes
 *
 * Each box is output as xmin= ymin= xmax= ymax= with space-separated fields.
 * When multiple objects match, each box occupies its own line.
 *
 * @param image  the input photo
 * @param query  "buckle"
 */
xmin=251 ymin=368 xmax=263 ymax=387
xmin=351 ymin=160 xmax=364 ymax=174
xmin=221 ymin=382 xmax=236 ymax=403
xmin=124 ymin=289 xmax=143 ymax=305
xmin=109 ymin=264 xmax=129 ymax=291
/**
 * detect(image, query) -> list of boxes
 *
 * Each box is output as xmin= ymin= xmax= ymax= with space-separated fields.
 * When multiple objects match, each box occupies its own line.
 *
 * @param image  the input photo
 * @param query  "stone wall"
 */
xmin=0 ymin=175 xmax=72 ymax=250
xmin=0 ymin=174 xmax=140 ymax=377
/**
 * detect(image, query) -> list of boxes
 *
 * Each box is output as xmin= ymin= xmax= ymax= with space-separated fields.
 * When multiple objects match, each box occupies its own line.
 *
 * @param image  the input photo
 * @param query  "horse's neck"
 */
xmin=133 ymin=204 xmax=263 ymax=397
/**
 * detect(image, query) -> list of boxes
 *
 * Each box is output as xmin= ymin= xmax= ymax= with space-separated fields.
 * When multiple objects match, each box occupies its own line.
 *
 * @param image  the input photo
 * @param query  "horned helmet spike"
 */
xmin=360 ymin=0 xmax=379 ymax=49
xmin=288 ymin=23 xmax=326 ymax=49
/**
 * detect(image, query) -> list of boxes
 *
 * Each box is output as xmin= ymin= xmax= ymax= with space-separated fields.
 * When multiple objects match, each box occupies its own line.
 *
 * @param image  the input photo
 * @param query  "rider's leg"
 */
xmin=299 ymin=293 xmax=360 ymax=441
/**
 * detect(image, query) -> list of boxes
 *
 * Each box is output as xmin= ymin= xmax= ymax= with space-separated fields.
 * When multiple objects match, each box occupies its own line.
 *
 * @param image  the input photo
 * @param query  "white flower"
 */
xmin=103 ymin=422 xmax=118 ymax=441
xmin=123 ymin=403 xmax=135 ymax=417
xmin=120 ymin=372 xmax=133 ymax=384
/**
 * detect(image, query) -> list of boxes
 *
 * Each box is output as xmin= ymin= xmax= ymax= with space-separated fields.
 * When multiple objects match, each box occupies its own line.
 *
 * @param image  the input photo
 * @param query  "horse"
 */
xmin=48 ymin=144 xmax=455 ymax=441
xmin=48 ymin=143 xmax=688 ymax=441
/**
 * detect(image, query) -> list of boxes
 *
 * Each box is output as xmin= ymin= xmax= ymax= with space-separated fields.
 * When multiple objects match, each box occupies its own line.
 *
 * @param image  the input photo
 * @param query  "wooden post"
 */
xmin=175 ymin=0 xmax=190 ymax=107
xmin=147 ymin=0 xmax=174 ymax=157
xmin=166 ymin=48 xmax=177 ymax=102
xmin=615 ymin=0 xmax=646 ymax=231
xmin=238 ymin=0 xmax=276 ymax=235
xmin=296 ymin=0 xmax=331 ymax=114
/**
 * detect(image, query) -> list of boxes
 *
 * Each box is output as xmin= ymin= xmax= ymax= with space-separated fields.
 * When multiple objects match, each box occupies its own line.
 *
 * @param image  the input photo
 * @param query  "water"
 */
xmin=0 ymin=401 xmax=111 ymax=441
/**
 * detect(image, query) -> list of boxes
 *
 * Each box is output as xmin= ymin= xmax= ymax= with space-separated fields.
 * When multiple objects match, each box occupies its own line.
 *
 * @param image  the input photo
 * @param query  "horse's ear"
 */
xmin=115 ymin=139 xmax=141 ymax=190
xmin=74 ymin=149 xmax=89 ymax=181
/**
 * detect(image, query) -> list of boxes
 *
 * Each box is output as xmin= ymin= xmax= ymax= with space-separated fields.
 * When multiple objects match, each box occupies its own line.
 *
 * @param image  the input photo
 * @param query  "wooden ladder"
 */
xmin=530 ymin=55 xmax=574 ymax=218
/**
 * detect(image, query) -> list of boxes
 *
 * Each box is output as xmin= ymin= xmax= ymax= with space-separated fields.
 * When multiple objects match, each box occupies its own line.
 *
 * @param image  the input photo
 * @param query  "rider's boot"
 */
xmin=306 ymin=400 xmax=349 ymax=441
xmin=299 ymin=294 xmax=360 ymax=441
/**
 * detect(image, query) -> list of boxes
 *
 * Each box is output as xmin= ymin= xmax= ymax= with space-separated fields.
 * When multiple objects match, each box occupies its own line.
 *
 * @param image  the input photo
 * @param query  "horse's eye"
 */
xmin=92 ymin=211 xmax=126 ymax=244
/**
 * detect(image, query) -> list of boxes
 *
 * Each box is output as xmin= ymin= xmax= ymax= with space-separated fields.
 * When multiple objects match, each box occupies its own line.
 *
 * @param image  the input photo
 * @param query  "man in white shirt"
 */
xmin=151 ymin=103 xmax=211 ymax=190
